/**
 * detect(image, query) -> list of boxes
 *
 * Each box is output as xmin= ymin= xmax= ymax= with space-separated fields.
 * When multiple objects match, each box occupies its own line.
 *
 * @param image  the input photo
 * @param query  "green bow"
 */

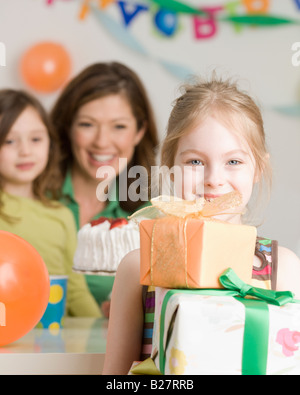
xmin=219 ymin=268 xmax=295 ymax=305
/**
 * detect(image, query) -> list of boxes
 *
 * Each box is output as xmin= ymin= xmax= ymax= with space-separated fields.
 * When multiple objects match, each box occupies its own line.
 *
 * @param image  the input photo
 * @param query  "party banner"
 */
xmin=46 ymin=1 xmax=300 ymax=39
xmin=45 ymin=0 xmax=300 ymax=117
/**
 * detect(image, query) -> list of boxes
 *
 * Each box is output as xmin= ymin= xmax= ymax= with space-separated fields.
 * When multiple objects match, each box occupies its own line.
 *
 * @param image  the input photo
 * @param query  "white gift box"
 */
xmin=152 ymin=287 xmax=300 ymax=375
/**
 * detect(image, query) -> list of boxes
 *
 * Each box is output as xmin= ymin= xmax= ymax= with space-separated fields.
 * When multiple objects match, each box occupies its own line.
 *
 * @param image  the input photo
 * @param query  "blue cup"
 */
xmin=37 ymin=275 xmax=68 ymax=330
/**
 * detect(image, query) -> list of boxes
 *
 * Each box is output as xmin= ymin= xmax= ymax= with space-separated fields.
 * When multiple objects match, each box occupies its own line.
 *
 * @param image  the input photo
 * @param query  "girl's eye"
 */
xmin=227 ymin=159 xmax=241 ymax=165
xmin=189 ymin=159 xmax=203 ymax=166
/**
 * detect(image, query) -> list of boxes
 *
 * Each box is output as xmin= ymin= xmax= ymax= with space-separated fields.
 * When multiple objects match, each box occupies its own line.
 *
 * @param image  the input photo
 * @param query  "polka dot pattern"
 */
xmin=38 ymin=276 xmax=68 ymax=330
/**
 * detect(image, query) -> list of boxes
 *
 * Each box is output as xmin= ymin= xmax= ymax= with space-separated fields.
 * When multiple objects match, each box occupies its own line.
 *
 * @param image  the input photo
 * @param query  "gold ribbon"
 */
xmin=129 ymin=191 xmax=243 ymax=222
xmin=150 ymin=217 xmax=190 ymax=288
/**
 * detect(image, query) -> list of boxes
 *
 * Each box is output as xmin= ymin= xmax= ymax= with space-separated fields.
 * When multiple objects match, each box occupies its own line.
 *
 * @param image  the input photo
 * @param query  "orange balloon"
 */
xmin=20 ymin=41 xmax=71 ymax=93
xmin=0 ymin=231 xmax=50 ymax=346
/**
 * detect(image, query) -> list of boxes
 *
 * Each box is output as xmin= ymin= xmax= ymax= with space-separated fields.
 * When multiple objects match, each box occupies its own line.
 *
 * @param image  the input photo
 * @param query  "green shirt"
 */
xmin=60 ymin=171 xmax=133 ymax=305
xmin=0 ymin=192 xmax=101 ymax=317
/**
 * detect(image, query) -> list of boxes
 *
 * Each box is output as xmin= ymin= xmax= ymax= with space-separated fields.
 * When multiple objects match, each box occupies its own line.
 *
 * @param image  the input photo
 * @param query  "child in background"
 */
xmin=102 ymin=75 xmax=300 ymax=374
xmin=0 ymin=89 xmax=101 ymax=317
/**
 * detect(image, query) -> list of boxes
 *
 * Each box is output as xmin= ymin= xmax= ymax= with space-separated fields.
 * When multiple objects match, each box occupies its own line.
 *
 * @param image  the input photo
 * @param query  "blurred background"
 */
xmin=0 ymin=0 xmax=299 ymax=254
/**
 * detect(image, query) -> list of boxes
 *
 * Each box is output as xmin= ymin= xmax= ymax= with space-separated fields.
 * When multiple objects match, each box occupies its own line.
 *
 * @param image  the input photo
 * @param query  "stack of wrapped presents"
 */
xmin=131 ymin=193 xmax=300 ymax=375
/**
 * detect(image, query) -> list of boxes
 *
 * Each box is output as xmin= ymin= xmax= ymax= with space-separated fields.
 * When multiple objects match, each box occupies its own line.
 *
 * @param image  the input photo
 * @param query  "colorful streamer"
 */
xmin=220 ymin=14 xmax=300 ymax=25
xmin=45 ymin=0 xmax=300 ymax=115
xmin=47 ymin=1 xmax=300 ymax=29
xmin=144 ymin=0 xmax=207 ymax=16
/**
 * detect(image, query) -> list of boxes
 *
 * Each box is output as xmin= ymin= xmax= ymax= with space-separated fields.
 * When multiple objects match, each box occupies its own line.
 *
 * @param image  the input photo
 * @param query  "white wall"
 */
xmin=0 ymin=0 xmax=299 ymax=254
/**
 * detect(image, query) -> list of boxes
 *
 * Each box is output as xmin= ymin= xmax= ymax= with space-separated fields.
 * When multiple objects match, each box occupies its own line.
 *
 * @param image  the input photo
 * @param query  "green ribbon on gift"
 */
xmin=159 ymin=268 xmax=295 ymax=375
xmin=219 ymin=268 xmax=294 ymax=306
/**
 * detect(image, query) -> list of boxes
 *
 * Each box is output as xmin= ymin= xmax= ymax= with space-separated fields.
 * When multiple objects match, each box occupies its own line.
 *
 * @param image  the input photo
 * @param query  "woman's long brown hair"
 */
xmin=51 ymin=62 xmax=159 ymax=213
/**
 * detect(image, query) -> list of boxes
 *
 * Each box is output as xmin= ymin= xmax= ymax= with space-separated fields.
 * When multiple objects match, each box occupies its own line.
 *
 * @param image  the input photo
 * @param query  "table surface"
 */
xmin=0 ymin=317 xmax=107 ymax=375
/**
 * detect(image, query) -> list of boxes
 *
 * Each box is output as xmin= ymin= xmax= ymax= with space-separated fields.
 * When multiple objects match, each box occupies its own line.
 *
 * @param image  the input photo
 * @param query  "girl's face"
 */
xmin=0 ymin=106 xmax=50 ymax=196
xmin=70 ymin=94 xmax=145 ymax=183
xmin=173 ymin=116 xmax=256 ymax=223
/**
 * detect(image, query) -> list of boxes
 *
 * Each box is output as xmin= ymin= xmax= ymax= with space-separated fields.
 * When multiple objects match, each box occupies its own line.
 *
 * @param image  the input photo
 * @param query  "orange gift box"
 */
xmin=139 ymin=216 xmax=256 ymax=289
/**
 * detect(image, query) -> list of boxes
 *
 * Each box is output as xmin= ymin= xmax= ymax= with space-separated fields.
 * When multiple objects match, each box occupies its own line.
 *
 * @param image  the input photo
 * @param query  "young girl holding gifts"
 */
xmin=102 ymin=75 xmax=300 ymax=375
xmin=0 ymin=89 xmax=101 ymax=317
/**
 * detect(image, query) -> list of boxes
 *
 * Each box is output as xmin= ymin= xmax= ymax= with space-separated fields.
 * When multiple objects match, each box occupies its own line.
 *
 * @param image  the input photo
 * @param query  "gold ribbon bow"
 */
xmin=129 ymin=191 xmax=243 ymax=222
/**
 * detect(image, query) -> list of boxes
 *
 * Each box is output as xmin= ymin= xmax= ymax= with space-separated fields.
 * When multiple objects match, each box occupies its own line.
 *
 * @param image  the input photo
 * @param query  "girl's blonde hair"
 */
xmin=161 ymin=74 xmax=272 ymax=223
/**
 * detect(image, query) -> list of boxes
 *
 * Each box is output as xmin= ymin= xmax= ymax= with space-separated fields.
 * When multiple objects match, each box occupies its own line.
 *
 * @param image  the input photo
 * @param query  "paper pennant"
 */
xmin=154 ymin=8 xmax=178 ymax=37
xmin=117 ymin=0 xmax=148 ymax=27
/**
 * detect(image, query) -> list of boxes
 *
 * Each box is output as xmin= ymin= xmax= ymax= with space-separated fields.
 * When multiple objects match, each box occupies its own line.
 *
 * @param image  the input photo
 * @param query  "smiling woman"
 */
xmin=50 ymin=62 xmax=159 ymax=311
xmin=70 ymin=94 xmax=145 ymax=191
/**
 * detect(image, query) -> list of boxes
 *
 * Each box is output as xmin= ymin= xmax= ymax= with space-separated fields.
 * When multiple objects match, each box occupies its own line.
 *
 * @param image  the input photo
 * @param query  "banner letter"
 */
xmin=117 ymin=0 xmax=148 ymax=27
xmin=193 ymin=7 xmax=223 ymax=40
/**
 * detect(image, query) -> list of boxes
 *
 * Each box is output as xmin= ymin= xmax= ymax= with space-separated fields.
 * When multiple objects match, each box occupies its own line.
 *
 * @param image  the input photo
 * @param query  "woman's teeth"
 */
xmin=91 ymin=154 xmax=114 ymax=162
